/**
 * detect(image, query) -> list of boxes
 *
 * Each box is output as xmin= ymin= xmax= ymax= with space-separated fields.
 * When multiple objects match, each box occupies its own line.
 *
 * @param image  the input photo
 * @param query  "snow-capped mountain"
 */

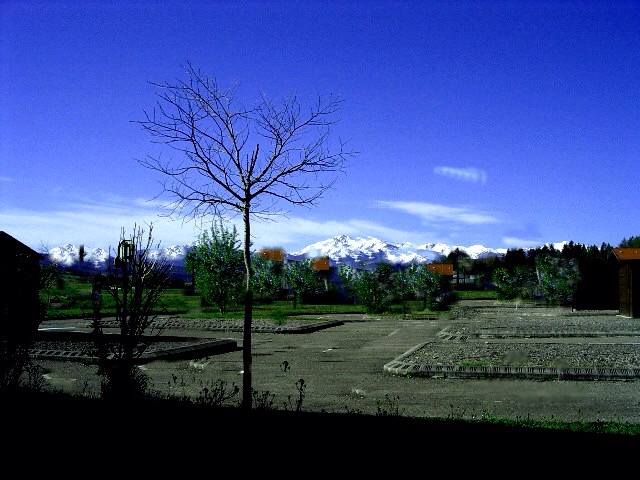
xmin=45 ymin=244 xmax=110 ymax=268
xmin=44 ymin=243 xmax=195 ymax=269
xmin=289 ymin=235 xmax=507 ymax=268
xmin=42 ymin=235 xmax=552 ymax=271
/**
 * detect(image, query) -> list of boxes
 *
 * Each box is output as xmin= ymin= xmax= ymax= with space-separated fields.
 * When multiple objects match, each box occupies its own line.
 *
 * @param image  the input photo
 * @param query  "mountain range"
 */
xmin=42 ymin=235 xmax=567 ymax=270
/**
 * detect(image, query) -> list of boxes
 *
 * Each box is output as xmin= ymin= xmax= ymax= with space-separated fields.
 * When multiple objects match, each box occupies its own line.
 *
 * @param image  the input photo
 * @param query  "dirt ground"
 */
xmin=35 ymin=300 xmax=640 ymax=428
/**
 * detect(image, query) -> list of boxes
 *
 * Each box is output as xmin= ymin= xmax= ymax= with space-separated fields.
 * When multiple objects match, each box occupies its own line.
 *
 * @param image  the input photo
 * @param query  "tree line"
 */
xmin=185 ymin=223 xmax=635 ymax=313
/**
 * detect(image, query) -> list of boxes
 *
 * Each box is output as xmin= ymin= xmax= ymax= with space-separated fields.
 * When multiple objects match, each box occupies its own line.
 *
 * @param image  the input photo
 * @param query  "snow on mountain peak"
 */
xmin=43 ymin=235 xmax=514 ymax=271
xmin=46 ymin=244 xmax=110 ymax=267
xmin=289 ymin=235 xmax=506 ymax=269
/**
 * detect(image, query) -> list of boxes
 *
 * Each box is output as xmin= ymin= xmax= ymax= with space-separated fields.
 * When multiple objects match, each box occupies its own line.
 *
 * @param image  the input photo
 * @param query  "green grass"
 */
xmin=466 ymin=412 xmax=640 ymax=436
xmin=41 ymin=270 xmax=496 ymax=319
xmin=453 ymin=289 xmax=499 ymax=300
xmin=43 ymin=273 xmax=200 ymax=318
xmin=43 ymin=272 xmax=366 ymax=319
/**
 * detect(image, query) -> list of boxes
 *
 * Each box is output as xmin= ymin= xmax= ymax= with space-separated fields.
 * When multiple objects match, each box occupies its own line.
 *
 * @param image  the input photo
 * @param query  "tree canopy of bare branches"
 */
xmin=134 ymin=63 xmax=354 ymax=409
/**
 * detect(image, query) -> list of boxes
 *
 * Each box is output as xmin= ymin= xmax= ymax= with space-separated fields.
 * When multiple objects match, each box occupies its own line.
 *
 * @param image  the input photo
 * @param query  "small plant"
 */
xmin=448 ymin=403 xmax=467 ymax=420
xmin=23 ymin=362 xmax=47 ymax=392
xmin=284 ymin=378 xmax=307 ymax=412
xmin=344 ymin=406 xmax=363 ymax=415
xmin=271 ymin=308 xmax=287 ymax=326
xmin=375 ymin=394 xmax=401 ymax=417
xmin=193 ymin=379 xmax=239 ymax=407
xmin=252 ymin=389 xmax=276 ymax=410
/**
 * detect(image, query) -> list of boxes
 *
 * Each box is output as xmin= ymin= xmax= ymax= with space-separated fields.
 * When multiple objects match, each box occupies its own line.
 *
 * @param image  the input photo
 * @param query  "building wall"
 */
xmin=0 ymin=232 xmax=42 ymax=338
xmin=618 ymin=262 xmax=640 ymax=318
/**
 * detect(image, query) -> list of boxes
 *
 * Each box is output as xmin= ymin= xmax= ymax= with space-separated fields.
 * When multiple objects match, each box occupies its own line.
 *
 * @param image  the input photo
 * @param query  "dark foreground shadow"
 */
xmin=0 ymin=393 xmax=640 ymax=477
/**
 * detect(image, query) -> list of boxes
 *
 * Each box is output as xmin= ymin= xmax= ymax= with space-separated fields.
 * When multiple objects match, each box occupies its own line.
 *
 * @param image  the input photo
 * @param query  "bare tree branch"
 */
xmin=133 ymin=63 xmax=356 ymax=409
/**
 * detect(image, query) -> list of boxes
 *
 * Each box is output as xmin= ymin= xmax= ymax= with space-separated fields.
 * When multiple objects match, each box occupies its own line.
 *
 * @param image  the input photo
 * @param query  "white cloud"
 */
xmin=0 ymin=176 xmax=13 ymax=182
xmin=377 ymin=201 xmax=499 ymax=225
xmin=241 ymin=217 xmax=434 ymax=252
xmin=0 ymin=200 xmax=204 ymax=252
xmin=434 ymin=166 xmax=487 ymax=184
xmin=2 ymin=190 xmax=507 ymax=254
xmin=0 ymin=197 xmax=449 ymax=254
xmin=502 ymin=236 xmax=543 ymax=249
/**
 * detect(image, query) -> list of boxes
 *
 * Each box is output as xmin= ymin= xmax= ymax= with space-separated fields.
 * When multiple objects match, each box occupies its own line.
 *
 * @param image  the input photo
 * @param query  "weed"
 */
xmin=252 ymin=389 xmax=276 ymax=410
xmin=271 ymin=308 xmax=287 ymax=326
xmin=448 ymin=403 xmax=467 ymax=420
xmin=376 ymin=394 xmax=402 ymax=417
xmin=344 ymin=406 xmax=363 ymax=415
xmin=23 ymin=361 xmax=46 ymax=392
xmin=193 ymin=379 xmax=240 ymax=407
xmin=284 ymin=378 xmax=307 ymax=412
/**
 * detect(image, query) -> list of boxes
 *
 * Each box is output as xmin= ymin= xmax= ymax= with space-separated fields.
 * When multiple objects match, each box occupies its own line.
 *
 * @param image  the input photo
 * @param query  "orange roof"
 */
xmin=312 ymin=257 xmax=330 ymax=270
xmin=613 ymin=248 xmax=640 ymax=261
xmin=259 ymin=248 xmax=285 ymax=261
xmin=428 ymin=263 xmax=454 ymax=276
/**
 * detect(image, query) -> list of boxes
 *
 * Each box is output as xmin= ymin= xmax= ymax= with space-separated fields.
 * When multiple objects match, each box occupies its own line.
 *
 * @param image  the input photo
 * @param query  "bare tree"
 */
xmin=98 ymin=223 xmax=173 ymax=400
xmin=134 ymin=63 xmax=353 ymax=409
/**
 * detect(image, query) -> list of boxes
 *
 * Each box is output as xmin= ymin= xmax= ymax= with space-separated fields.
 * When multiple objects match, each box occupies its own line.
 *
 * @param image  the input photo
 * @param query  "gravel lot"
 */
xmin=34 ymin=300 xmax=640 ymax=426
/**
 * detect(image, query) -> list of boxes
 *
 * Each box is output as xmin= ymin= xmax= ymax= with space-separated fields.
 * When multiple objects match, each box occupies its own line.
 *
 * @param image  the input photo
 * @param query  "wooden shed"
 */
xmin=0 ymin=231 xmax=43 ymax=339
xmin=612 ymin=247 xmax=640 ymax=318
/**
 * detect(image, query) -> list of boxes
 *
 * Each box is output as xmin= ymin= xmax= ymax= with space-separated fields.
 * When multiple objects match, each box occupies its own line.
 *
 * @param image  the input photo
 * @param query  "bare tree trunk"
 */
xmin=242 ymin=204 xmax=253 ymax=410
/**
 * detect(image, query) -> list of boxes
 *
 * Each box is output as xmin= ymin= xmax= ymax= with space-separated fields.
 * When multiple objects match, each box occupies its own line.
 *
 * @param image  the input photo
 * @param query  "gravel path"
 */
xmin=404 ymin=304 xmax=640 ymax=369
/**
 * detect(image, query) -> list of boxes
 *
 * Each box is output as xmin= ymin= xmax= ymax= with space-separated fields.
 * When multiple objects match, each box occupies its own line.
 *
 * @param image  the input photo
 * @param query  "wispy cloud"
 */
xmin=433 ymin=166 xmax=487 ymax=184
xmin=377 ymin=201 xmax=499 ymax=225
xmin=235 ymin=217 xmax=434 ymax=252
xmin=0 ymin=176 xmax=13 ymax=182
xmin=0 ymin=198 xmax=203 ymax=251
xmin=501 ymin=224 xmax=544 ymax=249
xmin=0 ymin=198 xmax=446 ymax=254
xmin=502 ymin=236 xmax=544 ymax=249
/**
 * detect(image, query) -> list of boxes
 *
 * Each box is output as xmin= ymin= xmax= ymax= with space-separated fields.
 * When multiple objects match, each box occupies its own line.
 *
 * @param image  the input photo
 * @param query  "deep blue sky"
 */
xmin=1 ymin=0 xmax=639 ymax=253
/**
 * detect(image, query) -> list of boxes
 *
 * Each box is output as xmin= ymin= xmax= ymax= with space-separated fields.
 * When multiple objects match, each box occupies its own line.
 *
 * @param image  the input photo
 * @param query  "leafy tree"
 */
xmin=340 ymin=262 xmax=395 ymax=314
xmin=405 ymin=263 xmax=443 ymax=310
xmin=184 ymin=246 xmax=197 ymax=291
xmin=492 ymin=265 xmax=537 ymax=301
xmin=535 ymin=254 xmax=581 ymax=306
xmin=471 ymin=255 xmax=499 ymax=289
xmin=252 ymin=255 xmax=284 ymax=301
xmin=502 ymin=248 xmax=531 ymax=271
xmin=189 ymin=222 xmax=245 ymax=313
xmin=619 ymin=236 xmax=640 ymax=247
xmin=445 ymin=248 xmax=472 ymax=287
xmin=338 ymin=264 xmax=358 ymax=304
xmin=390 ymin=266 xmax=412 ymax=313
xmin=96 ymin=224 xmax=173 ymax=400
xmin=284 ymin=259 xmax=323 ymax=309
xmin=135 ymin=63 xmax=353 ymax=409
xmin=39 ymin=261 xmax=61 ymax=314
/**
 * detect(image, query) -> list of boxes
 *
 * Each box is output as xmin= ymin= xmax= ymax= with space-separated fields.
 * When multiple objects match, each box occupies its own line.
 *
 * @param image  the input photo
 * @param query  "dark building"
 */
xmin=612 ymin=247 xmax=640 ymax=318
xmin=0 ymin=231 xmax=43 ymax=339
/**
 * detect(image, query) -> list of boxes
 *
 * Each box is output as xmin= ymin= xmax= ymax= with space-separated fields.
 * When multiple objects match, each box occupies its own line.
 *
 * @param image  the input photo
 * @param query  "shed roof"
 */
xmin=613 ymin=247 xmax=640 ymax=261
xmin=0 ymin=231 xmax=42 ymax=259
xmin=428 ymin=263 xmax=454 ymax=276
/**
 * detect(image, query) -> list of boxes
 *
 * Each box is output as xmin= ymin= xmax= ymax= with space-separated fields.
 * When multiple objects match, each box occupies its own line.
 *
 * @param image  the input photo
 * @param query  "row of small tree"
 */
xmin=184 ymin=221 xmax=451 ymax=314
